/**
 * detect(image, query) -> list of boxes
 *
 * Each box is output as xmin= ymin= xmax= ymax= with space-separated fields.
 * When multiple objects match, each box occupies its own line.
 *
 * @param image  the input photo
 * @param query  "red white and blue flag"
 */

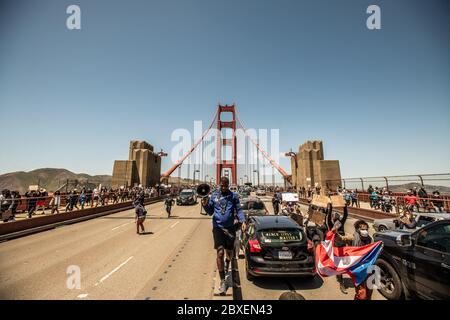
xmin=315 ymin=231 xmax=383 ymax=286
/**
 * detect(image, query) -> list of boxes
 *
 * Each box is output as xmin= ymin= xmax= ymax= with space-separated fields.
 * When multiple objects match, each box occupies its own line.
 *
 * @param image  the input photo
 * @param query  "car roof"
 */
xmin=250 ymin=216 xmax=299 ymax=230
xmin=180 ymin=189 xmax=194 ymax=192
xmin=241 ymin=196 xmax=263 ymax=203
xmin=416 ymin=212 xmax=450 ymax=219
xmin=374 ymin=212 xmax=450 ymax=223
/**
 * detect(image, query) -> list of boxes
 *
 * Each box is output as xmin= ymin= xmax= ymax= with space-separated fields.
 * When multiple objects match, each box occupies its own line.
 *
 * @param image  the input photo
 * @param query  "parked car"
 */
xmin=256 ymin=189 xmax=266 ymax=196
xmin=374 ymin=219 xmax=450 ymax=300
xmin=242 ymin=215 xmax=316 ymax=280
xmin=373 ymin=212 xmax=450 ymax=232
xmin=176 ymin=189 xmax=197 ymax=205
xmin=239 ymin=189 xmax=251 ymax=199
xmin=240 ymin=197 xmax=268 ymax=220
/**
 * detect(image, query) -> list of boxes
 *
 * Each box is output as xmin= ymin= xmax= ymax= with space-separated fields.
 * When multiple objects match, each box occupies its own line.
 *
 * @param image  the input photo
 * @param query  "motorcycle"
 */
xmin=381 ymin=198 xmax=395 ymax=213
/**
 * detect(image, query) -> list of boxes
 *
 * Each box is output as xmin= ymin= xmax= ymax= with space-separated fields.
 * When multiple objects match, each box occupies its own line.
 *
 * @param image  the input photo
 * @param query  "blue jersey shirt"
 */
xmin=203 ymin=190 xmax=245 ymax=228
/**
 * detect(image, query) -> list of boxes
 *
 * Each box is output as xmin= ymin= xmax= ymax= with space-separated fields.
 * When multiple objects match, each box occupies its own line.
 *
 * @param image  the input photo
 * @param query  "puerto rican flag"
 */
xmin=315 ymin=231 xmax=383 ymax=286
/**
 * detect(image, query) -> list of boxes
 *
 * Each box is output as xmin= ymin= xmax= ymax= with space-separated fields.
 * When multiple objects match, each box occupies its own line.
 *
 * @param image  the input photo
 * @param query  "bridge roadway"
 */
xmin=0 ymin=196 xmax=384 ymax=300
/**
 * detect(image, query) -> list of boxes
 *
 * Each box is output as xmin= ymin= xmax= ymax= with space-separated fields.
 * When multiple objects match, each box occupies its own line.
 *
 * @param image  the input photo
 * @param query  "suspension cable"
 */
xmin=235 ymin=110 xmax=289 ymax=179
xmin=161 ymin=108 xmax=219 ymax=180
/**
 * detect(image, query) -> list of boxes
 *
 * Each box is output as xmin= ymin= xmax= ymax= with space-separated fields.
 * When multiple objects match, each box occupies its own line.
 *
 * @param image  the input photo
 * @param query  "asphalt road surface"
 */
xmin=0 ymin=196 xmax=384 ymax=300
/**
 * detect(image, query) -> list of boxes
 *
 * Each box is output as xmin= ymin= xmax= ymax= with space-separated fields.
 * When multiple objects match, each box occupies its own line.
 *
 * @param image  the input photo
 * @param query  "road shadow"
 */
xmin=147 ymin=216 xmax=211 ymax=220
xmin=100 ymin=216 xmax=211 ymax=220
xmin=101 ymin=216 xmax=135 ymax=220
xmin=139 ymin=232 xmax=154 ymax=235
xmin=250 ymin=275 xmax=324 ymax=291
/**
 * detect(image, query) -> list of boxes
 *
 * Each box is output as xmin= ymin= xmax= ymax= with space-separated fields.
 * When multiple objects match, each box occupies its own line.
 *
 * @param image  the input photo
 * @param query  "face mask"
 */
xmin=360 ymin=230 xmax=369 ymax=237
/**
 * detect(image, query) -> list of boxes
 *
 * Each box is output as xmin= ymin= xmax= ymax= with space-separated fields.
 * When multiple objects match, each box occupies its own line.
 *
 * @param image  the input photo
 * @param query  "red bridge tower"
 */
xmin=216 ymin=104 xmax=237 ymax=185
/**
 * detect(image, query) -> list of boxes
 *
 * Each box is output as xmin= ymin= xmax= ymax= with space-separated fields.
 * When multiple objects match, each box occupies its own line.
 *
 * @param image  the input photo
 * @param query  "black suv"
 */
xmin=176 ymin=189 xmax=197 ymax=206
xmin=373 ymin=219 xmax=450 ymax=300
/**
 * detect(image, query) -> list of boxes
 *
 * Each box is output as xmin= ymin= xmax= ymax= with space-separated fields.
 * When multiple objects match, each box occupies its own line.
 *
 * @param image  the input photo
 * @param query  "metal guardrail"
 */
xmin=337 ymin=173 xmax=450 ymax=195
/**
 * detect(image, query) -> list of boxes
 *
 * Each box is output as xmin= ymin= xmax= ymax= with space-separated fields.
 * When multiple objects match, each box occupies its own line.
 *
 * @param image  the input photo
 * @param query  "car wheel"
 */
xmin=376 ymin=258 xmax=403 ymax=300
xmin=378 ymin=225 xmax=388 ymax=232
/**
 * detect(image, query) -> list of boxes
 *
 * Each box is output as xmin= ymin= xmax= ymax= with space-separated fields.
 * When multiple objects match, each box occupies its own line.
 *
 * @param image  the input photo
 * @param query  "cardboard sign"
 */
xmin=281 ymin=192 xmax=299 ymax=202
xmin=330 ymin=195 xmax=347 ymax=208
xmin=310 ymin=195 xmax=330 ymax=208
xmin=309 ymin=210 xmax=327 ymax=226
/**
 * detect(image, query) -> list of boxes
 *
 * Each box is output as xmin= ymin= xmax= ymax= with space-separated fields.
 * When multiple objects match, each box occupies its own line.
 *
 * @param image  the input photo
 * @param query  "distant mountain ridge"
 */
xmin=388 ymin=182 xmax=450 ymax=195
xmin=0 ymin=168 xmax=112 ymax=193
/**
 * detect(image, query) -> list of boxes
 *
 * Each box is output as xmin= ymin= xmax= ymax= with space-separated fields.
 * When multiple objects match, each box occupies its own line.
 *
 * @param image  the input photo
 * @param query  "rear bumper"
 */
xmin=247 ymin=255 xmax=316 ymax=277
xmin=248 ymin=269 xmax=316 ymax=277
xmin=177 ymin=199 xmax=195 ymax=205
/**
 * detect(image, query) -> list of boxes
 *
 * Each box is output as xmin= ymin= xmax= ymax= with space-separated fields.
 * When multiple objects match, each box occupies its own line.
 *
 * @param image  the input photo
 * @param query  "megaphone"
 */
xmin=196 ymin=183 xmax=210 ymax=198
xmin=197 ymin=184 xmax=211 ymax=216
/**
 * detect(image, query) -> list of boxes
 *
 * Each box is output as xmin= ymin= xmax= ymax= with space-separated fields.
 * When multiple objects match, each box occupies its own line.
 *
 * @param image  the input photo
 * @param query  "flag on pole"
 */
xmin=315 ymin=231 xmax=383 ymax=286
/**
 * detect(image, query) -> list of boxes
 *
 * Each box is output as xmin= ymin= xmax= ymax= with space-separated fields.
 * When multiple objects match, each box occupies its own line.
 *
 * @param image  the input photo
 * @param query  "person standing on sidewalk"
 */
xmin=50 ymin=191 xmax=61 ymax=214
xmin=351 ymin=190 xmax=358 ymax=207
xmin=79 ymin=189 xmax=87 ymax=210
xmin=26 ymin=190 xmax=38 ymax=218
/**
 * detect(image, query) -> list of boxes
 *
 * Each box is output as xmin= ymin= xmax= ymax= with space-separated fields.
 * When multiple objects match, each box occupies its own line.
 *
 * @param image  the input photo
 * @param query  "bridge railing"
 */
xmin=0 ymin=187 xmax=181 ymax=222
xmin=337 ymin=173 xmax=450 ymax=195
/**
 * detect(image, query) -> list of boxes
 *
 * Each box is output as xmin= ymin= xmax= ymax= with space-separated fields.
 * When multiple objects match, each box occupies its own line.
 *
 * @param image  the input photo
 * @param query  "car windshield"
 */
xmin=259 ymin=229 xmax=303 ymax=243
xmin=249 ymin=201 xmax=265 ymax=210
xmin=416 ymin=216 xmax=436 ymax=228
xmin=180 ymin=191 xmax=194 ymax=196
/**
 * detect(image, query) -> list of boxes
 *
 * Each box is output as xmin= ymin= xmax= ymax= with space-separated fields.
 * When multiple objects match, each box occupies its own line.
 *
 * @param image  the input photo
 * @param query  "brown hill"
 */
xmin=0 ymin=168 xmax=112 ymax=194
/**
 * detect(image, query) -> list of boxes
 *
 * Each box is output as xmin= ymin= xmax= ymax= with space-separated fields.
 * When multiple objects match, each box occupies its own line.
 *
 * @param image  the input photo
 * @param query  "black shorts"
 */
xmin=213 ymin=227 xmax=236 ymax=250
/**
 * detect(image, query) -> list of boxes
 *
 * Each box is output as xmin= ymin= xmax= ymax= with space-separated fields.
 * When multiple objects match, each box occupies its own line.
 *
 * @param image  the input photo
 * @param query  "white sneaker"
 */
xmin=218 ymin=279 xmax=227 ymax=295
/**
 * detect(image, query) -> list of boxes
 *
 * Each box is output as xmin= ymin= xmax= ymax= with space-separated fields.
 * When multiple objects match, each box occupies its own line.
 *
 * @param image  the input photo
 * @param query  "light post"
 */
xmin=205 ymin=175 xmax=209 ymax=185
xmin=285 ymin=151 xmax=298 ymax=190
xmin=253 ymin=170 xmax=260 ymax=187
xmin=193 ymin=169 xmax=200 ymax=186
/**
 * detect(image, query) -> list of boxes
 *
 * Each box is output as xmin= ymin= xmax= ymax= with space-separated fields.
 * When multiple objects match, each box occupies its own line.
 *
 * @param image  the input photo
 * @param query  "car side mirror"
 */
xmin=396 ymin=234 xmax=413 ymax=247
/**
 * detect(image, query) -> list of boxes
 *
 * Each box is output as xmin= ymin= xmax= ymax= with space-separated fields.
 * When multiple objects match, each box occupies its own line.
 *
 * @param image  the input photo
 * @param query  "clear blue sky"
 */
xmin=1 ymin=0 xmax=449 ymax=181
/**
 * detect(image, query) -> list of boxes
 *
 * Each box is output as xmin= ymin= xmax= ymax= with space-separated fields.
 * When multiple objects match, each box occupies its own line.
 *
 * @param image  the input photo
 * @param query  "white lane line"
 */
xmin=77 ymin=293 xmax=89 ymax=299
xmin=111 ymin=222 xmax=133 ymax=231
xmin=170 ymin=221 xmax=180 ymax=229
xmin=97 ymin=256 xmax=134 ymax=285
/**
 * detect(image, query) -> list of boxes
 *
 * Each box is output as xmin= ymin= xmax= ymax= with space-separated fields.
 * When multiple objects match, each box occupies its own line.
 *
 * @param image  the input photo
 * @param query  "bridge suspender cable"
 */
xmin=160 ymin=108 xmax=219 ymax=182
xmin=235 ymin=111 xmax=290 ymax=180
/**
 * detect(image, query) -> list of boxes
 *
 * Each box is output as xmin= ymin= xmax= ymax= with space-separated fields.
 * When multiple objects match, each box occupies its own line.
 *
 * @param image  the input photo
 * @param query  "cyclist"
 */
xmin=404 ymin=190 xmax=418 ymax=212
xmin=272 ymin=194 xmax=280 ymax=215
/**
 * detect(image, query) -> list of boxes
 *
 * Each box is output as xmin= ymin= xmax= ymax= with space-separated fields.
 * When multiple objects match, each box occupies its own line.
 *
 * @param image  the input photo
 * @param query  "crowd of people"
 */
xmin=311 ymin=185 xmax=447 ymax=214
xmin=364 ymin=185 xmax=446 ymax=213
xmin=0 ymin=185 xmax=176 ymax=222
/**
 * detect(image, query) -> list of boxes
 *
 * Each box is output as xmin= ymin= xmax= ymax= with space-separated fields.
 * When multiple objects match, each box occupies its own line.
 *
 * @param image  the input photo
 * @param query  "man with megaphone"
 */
xmin=201 ymin=176 xmax=246 ymax=295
